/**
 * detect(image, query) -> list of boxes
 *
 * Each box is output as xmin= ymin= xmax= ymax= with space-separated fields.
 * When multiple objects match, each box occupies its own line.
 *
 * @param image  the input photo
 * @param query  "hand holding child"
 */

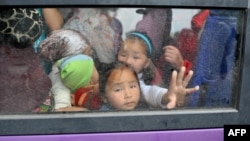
xmin=163 ymin=45 xmax=184 ymax=70
xmin=161 ymin=66 xmax=199 ymax=109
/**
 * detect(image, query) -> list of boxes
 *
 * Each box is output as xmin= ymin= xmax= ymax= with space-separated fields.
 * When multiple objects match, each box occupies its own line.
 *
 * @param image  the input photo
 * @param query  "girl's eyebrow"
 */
xmin=128 ymin=80 xmax=138 ymax=84
xmin=132 ymin=51 xmax=146 ymax=56
xmin=112 ymin=80 xmax=137 ymax=86
xmin=112 ymin=82 xmax=124 ymax=87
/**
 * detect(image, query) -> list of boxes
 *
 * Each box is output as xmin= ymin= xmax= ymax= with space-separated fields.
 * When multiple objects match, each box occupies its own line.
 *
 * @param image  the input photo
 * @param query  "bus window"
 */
xmin=0 ymin=8 xmax=242 ymax=113
xmin=0 ymin=0 xmax=249 ymax=136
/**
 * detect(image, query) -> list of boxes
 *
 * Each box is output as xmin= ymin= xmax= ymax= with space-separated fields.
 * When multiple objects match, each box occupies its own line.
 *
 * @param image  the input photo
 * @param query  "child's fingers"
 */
xmin=169 ymin=70 xmax=177 ymax=89
xmin=166 ymin=101 xmax=176 ymax=109
xmin=163 ymin=45 xmax=176 ymax=51
xmin=177 ymin=101 xmax=184 ymax=107
xmin=176 ymin=66 xmax=185 ymax=86
xmin=176 ymin=85 xmax=199 ymax=107
xmin=165 ymin=52 xmax=178 ymax=61
xmin=164 ymin=47 xmax=179 ymax=57
xmin=185 ymin=86 xmax=200 ymax=95
xmin=182 ymin=70 xmax=193 ymax=87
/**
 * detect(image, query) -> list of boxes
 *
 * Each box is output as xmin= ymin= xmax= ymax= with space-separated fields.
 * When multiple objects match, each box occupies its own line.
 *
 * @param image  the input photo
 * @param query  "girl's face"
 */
xmin=117 ymin=39 xmax=150 ymax=73
xmin=104 ymin=68 xmax=140 ymax=110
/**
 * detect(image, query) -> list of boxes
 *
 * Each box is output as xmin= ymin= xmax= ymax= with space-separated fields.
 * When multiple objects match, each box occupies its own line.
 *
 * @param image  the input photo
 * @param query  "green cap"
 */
xmin=57 ymin=54 xmax=94 ymax=92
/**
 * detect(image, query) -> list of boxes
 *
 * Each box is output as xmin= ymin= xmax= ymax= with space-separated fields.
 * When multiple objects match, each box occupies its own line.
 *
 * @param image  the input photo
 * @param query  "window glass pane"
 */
xmin=0 ymin=7 xmax=243 ymax=113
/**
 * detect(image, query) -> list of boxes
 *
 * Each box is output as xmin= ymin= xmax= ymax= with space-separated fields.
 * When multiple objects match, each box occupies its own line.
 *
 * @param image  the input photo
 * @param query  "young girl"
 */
xmin=117 ymin=31 xmax=199 ymax=108
xmin=99 ymin=61 xmax=197 ymax=110
xmin=99 ymin=62 xmax=142 ymax=110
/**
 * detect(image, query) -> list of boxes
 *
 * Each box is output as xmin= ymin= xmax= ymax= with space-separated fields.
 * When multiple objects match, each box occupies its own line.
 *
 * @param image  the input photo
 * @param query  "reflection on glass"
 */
xmin=0 ymin=8 xmax=242 ymax=113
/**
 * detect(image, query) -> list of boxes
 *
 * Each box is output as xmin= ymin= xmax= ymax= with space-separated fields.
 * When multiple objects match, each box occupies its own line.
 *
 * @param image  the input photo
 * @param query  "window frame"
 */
xmin=0 ymin=0 xmax=250 ymax=135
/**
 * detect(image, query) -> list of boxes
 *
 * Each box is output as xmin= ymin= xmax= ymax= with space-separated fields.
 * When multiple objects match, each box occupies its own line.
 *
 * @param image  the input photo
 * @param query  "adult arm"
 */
xmin=42 ymin=8 xmax=63 ymax=31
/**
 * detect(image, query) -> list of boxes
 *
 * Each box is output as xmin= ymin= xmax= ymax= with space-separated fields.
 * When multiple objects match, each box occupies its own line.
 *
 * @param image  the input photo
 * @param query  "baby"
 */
xmin=52 ymin=54 xmax=101 ymax=111
xmin=38 ymin=29 xmax=101 ymax=111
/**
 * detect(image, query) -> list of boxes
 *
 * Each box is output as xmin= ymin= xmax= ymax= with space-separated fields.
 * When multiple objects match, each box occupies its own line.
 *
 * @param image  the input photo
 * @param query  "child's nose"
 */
xmin=124 ymin=88 xmax=132 ymax=98
xmin=125 ymin=57 xmax=133 ymax=66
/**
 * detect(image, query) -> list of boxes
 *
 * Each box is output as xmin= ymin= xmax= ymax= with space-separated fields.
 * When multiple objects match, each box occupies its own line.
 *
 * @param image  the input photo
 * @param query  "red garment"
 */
xmin=178 ymin=10 xmax=210 ymax=64
xmin=177 ymin=29 xmax=198 ymax=64
xmin=191 ymin=10 xmax=210 ymax=34
xmin=74 ymin=85 xmax=102 ymax=110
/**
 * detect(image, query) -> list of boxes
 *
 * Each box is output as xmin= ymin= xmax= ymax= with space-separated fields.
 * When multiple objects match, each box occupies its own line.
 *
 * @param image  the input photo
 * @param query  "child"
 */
xmin=99 ymin=61 xmax=197 ymax=110
xmin=117 ymin=31 xmax=199 ymax=108
xmin=50 ymin=54 xmax=102 ymax=111
xmin=38 ymin=29 xmax=101 ymax=111
xmin=99 ymin=62 xmax=141 ymax=110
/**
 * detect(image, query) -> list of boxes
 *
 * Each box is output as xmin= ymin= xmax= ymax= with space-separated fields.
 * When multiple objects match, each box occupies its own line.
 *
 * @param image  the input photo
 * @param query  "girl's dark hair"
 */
xmin=125 ymin=31 xmax=156 ymax=85
xmin=142 ymin=62 xmax=157 ymax=85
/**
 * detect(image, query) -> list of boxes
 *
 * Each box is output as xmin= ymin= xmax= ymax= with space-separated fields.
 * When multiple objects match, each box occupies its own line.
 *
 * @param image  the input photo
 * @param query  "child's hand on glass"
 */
xmin=161 ymin=66 xmax=199 ymax=109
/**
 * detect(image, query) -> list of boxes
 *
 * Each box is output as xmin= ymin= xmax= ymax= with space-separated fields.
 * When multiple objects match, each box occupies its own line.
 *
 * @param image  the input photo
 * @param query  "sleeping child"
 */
xmin=38 ymin=29 xmax=101 ymax=111
xmin=52 ymin=54 xmax=102 ymax=111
